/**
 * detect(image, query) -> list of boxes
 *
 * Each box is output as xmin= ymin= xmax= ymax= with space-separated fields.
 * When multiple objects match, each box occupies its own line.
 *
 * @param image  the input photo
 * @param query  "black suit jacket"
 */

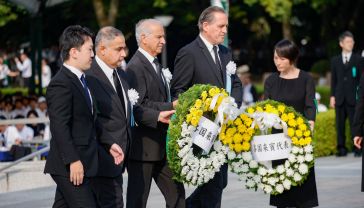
xmin=171 ymin=36 xmax=242 ymax=105
xmin=44 ymin=66 xmax=98 ymax=177
xmin=126 ymin=50 xmax=173 ymax=161
xmin=85 ymin=59 xmax=132 ymax=177
xmin=331 ymin=53 xmax=364 ymax=106
xmin=353 ymin=73 xmax=364 ymax=137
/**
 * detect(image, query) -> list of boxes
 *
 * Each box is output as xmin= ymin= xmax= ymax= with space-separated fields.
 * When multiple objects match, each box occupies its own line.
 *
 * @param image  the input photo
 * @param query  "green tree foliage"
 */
xmin=0 ymin=0 xmax=18 ymax=27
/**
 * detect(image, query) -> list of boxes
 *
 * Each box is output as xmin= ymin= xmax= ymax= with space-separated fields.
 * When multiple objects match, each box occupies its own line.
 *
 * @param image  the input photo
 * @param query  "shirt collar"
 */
xmin=199 ymin=34 xmax=217 ymax=53
xmin=63 ymin=63 xmax=84 ymax=79
xmin=342 ymin=52 xmax=352 ymax=58
xmin=138 ymin=47 xmax=155 ymax=65
xmin=95 ymin=55 xmax=114 ymax=79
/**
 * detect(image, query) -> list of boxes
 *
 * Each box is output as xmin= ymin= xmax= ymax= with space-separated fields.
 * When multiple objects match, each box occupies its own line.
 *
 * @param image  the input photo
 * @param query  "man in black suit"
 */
xmin=330 ymin=31 xmax=364 ymax=157
xmin=44 ymin=25 xmax=124 ymax=208
xmin=171 ymin=6 xmax=242 ymax=208
xmin=85 ymin=26 xmax=131 ymax=208
xmin=126 ymin=19 xmax=185 ymax=208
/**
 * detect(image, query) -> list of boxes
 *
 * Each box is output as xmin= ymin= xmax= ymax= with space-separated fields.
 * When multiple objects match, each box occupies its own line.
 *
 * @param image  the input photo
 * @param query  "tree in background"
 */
xmin=92 ymin=0 xmax=119 ymax=27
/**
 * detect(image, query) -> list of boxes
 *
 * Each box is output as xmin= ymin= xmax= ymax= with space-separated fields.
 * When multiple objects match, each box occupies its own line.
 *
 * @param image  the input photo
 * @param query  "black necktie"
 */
xmin=113 ymin=69 xmax=126 ymax=114
xmin=153 ymin=58 xmax=165 ymax=85
xmin=344 ymin=56 xmax=349 ymax=64
xmin=80 ymin=74 xmax=92 ymax=112
xmin=213 ymin=45 xmax=224 ymax=79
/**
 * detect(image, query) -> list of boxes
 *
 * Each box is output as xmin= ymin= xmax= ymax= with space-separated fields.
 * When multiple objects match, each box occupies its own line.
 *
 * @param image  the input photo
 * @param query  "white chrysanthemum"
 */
xmin=253 ymin=175 xmax=262 ymax=183
xmin=258 ymin=167 xmax=267 ymax=176
xmin=127 ymin=88 xmax=139 ymax=106
xmin=275 ymin=184 xmax=284 ymax=194
xmin=297 ymin=155 xmax=305 ymax=163
xmin=227 ymin=150 xmax=236 ymax=160
xmin=294 ymin=164 xmax=298 ymax=169
xmin=181 ymin=166 xmax=189 ymax=175
xmin=277 ymin=165 xmax=285 ymax=174
xmin=292 ymin=146 xmax=300 ymax=154
xmin=241 ymin=164 xmax=249 ymax=173
xmin=267 ymin=168 xmax=276 ymax=175
xmin=264 ymin=185 xmax=273 ymax=194
xmin=299 ymin=148 xmax=304 ymax=154
xmin=226 ymin=61 xmax=237 ymax=76
xmin=213 ymin=140 xmax=222 ymax=151
xmin=186 ymin=171 xmax=193 ymax=181
xmin=249 ymin=160 xmax=258 ymax=168
xmin=246 ymin=179 xmax=256 ymax=188
xmin=285 ymin=160 xmax=291 ymax=168
xmin=262 ymin=177 xmax=268 ymax=182
xmin=283 ymin=179 xmax=291 ymax=190
xmin=293 ymin=173 xmax=302 ymax=182
xmin=286 ymin=168 xmax=294 ymax=177
xmin=288 ymin=154 xmax=296 ymax=163
xmin=258 ymin=183 xmax=265 ymax=190
xmin=298 ymin=164 xmax=308 ymax=174
xmin=162 ymin=68 xmax=173 ymax=84
xmin=305 ymin=154 xmax=313 ymax=162
xmin=268 ymin=177 xmax=277 ymax=186
xmin=304 ymin=145 xmax=313 ymax=153
xmin=242 ymin=152 xmax=253 ymax=162
xmin=178 ymin=145 xmax=190 ymax=158
xmin=280 ymin=175 xmax=285 ymax=181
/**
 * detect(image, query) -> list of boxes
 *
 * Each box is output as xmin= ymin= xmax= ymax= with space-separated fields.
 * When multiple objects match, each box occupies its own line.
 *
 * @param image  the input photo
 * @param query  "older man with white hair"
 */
xmin=126 ymin=19 xmax=185 ymax=208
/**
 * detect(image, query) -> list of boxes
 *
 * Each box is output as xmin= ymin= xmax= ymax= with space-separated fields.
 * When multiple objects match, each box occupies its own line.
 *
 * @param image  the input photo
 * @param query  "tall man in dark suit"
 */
xmin=330 ymin=31 xmax=364 ymax=157
xmin=44 ymin=25 xmax=124 ymax=208
xmin=85 ymin=26 xmax=130 ymax=208
xmin=126 ymin=19 xmax=185 ymax=208
xmin=171 ymin=6 xmax=242 ymax=208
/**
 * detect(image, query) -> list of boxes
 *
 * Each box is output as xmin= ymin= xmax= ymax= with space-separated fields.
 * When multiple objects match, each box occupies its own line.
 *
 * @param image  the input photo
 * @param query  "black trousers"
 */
xmin=51 ymin=175 xmax=97 ymax=208
xmin=91 ymin=175 xmax=124 ymax=208
xmin=126 ymin=159 xmax=185 ymax=208
xmin=186 ymin=163 xmax=228 ymax=208
xmin=335 ymin=103 xmax=356 ymax=152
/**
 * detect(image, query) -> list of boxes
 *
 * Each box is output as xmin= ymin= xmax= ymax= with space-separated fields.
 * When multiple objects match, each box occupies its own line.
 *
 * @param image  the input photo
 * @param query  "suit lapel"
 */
xmin=196 ymin=37 xmax=224 ymax=86
xmin=218 ymin=46 xmax=227 ymax=87
xmin=91 ymin=61 xmax=126 ymax=117
xmin=136 ymin=51 xmax=167 ymax=101
xmin=63 ymin=66 xmax=93 ymax=115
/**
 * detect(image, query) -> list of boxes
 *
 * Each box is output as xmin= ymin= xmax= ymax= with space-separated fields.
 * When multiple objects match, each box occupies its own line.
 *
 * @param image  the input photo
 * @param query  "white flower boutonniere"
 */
xmin=226 ymin=61 xmax=237 ymax=76
xmin=127 ymin=88 xmax=139 ymax=107
xmin=162 ymin=68 xmax=173 ymax=84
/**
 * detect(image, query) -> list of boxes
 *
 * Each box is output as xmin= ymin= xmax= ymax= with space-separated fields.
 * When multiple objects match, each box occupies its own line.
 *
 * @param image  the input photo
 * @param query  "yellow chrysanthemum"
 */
xmin=244 ymin=118 xmax=253 ymax=127
xmin=233 ymin=133 xmax=243 ymax=144
xmin=304 ymin=130 xmax=311 ymax=137
xmin=256 ymin=106 xmax=263 ymax=112
xmin=305 ymin=136 xmax=312 ymax=144
xmin=234 ymin=118 xmax=243 ymax=126
xmin=298 ymin=139 xmax=306 ymax=146
xmin=201 ymin=91 xmax=208 ymax=100
xmin=278 ymin=105 xmax=286 ymax=113
xmin=191 ymin=117 xmax=199 ymax=126
xmin=281 ymin=113 xmax=288 ymax=122
xmin=287 ymin=128 xmax=295 ymax=137
xmin=295 ymin=129 xmax=303 ymax=138
xmin=291 ymin=136 xmax=298 ymax=144
xmin=296 ymin=117 xmax=304 ymax=125
xmin=238 ymin=124 xmax=247 ymax=133
xmin=247 ymin=107 xmax=255 ymax=114
xmin=226 ymin=127 xmax=237 ymax=136
xmin=234 ymin=143 xmax=243 ymax=153
xmin=288 ymin=113 xmax=295 ymax=120
xmin=288 ymin=119 xmax=297 ymax=127
xmin=246 ymin=128 xmax=254 ymax=136
xmin=208 ymin=88 xmax=217 ymax=97
xmin=242 ymin=142 xmax=251 ymax=151
xmin=299 ymin=124 xmax=307 ymax=131
xmin=242 ymin=133 xmax=251 ymax=142
xmin=194 ymin=99 xmax=202 ymax=109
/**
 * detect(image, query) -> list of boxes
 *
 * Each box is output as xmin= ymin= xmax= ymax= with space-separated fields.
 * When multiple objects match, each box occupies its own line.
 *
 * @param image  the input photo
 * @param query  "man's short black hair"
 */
xmin=339 ymin=31 xmax=354 ymax=42
xmin=59 ymin=25 xmax=94 ymax=62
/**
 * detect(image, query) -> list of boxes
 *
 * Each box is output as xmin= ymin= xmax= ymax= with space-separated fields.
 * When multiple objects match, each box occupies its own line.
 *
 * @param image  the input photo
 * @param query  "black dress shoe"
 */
xmin=336 ymin=150 xmax=347 ymax=157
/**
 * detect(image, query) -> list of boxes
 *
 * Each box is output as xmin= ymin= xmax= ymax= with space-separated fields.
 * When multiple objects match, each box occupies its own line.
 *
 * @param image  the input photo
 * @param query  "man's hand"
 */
xmin=14 ymin=57 xmax=19 ymax=63
xmin=172 ymin=100 xmax=178 ymax=109
xmin=354 ymin=136 xmax=363 ymax=149
xmin=330 ymin=96 xmax=335 ymax=108
xmin=70 ymin=160 xmax=84 ymax=186
xmin=308 ymin=121 xmax=315 ymax=132
xmin=158 ymin=110 xmax=175 ymax=124
xmin=110 ymin=143 xmax=124 ymax=165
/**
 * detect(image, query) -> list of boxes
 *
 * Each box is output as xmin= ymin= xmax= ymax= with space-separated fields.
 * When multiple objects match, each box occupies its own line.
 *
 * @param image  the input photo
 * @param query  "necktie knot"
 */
xmin=345 ymin=56 xmax=349 ymax=64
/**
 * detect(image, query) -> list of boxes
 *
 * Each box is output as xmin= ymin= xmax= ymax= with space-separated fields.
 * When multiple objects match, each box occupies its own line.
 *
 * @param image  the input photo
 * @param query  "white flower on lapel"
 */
xmin=162 ymin=68 xmax=173 ymax=84
xmin=226 ymin=61 xmax=237 ymax=76
xmin=127 ymin=88 xmax=139 ymax=106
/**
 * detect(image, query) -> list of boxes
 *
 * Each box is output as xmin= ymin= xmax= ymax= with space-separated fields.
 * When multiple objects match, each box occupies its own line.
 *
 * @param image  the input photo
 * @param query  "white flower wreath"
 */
xmin=221 ymin=100 xmax=315 ymax=195
xmin=175 ymin=122 xmax=228 ymax=186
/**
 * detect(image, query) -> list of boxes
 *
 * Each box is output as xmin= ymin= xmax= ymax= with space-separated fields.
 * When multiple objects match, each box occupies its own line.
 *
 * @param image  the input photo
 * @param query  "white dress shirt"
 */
xmin=95 ymin=56 xmax=128 ymax=116
xmin=138 ymin=47 xmax=159 ymax=74
xmin=16 ymin=58 xmax=32 ymax=78
xmin=199 ymin=34 xmax=221 ymax=63
xmin=342 ymin=52 xmax=352 ymax=64
xmin=63 ymin=63 xmax=93 ymax=109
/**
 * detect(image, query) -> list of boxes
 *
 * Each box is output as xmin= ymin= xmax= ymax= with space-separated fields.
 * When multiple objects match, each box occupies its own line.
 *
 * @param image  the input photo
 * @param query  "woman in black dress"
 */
xmin=264 ymin=39 xmax=318 ymax=207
